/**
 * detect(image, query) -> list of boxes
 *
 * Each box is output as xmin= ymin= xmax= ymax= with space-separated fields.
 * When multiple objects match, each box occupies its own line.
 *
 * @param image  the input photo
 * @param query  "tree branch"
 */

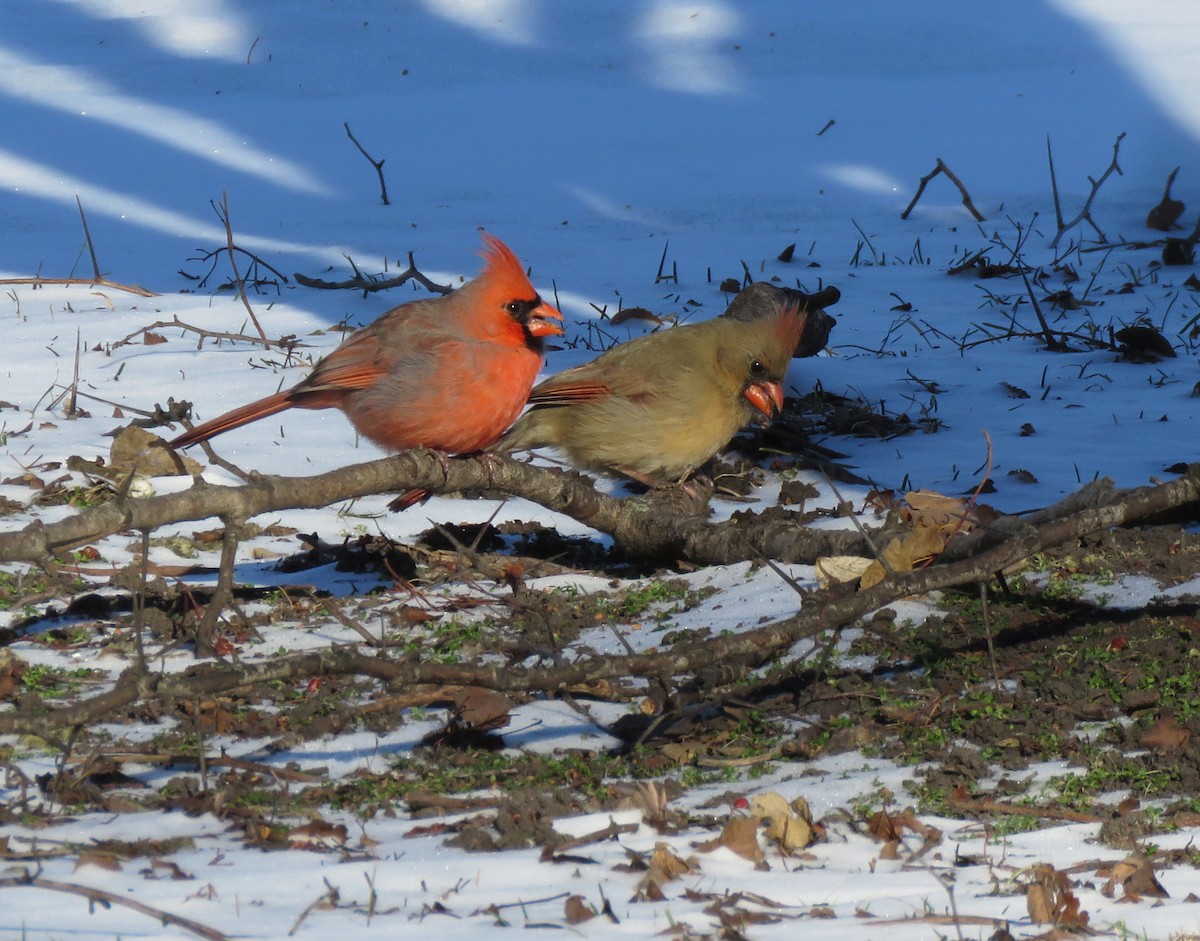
xmin=3 ymin=466 xmax=1197 ymax=739
xmin=0 ymin=450 xmax=870 ymax=567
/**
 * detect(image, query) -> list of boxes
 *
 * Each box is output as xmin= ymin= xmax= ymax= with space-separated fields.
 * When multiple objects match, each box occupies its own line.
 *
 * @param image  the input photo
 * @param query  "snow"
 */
xmin=3 ymin=1 xmax=1200 ymax=939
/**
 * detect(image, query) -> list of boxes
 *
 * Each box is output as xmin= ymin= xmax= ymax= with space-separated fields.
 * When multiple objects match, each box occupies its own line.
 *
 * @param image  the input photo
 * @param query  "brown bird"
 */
xmin=170 ymin=233 xmax=563 ymax=454
xmin=497 ymin=301 xmax=808 ymax=484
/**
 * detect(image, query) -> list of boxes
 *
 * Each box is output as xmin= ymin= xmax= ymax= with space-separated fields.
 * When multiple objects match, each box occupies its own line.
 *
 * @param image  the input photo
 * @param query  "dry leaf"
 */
xmin=749 ymin=792 xmax=815 ymax=852
xmin=109 ymin=426 xmax=202 ymax=477
xmin=288 ymin=820 xmax=349 ymax=850
xmin=1026 ymin=863 xmax=1090 ymax=928
xmin=698 ymin=816 xmax=763 ymax=863
xmin=564 ymin=895 xmax=595 ymax=924
xmin=861 ymin=523 xmax=947 ymax=589
xmin=1141 ymin=714 xmax=1190 ymax=752
xmin=815 ymin=555 xmax=874 ymax=587
xmin=452 ymin=687 xmax=513 ymax=733
xmin=867 ymin=809 xmax=901 ymax=842
xmin=75 ymin=851 xmax=122 ymax=871
xmin=649 ymin=842 xmax=693 ymax=880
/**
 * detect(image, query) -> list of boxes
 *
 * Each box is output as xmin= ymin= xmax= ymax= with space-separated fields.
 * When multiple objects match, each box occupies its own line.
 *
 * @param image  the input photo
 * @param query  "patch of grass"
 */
xmin=20 ymin=664 xmax=103 ymax=698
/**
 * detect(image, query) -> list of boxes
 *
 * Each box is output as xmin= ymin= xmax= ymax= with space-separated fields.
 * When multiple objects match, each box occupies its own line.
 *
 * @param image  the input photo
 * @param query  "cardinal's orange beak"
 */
xmin=744 ymin=380 xmax=784 ymax=419
xmin=527 ymin=301 xmax=564 ymax=338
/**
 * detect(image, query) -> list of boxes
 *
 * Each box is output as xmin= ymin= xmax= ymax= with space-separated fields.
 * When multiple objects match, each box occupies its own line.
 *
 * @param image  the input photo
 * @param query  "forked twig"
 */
xmin=217 ymin=191 xmax=272 ymax=348
xmin=1049 ymin=132 xmax=1126 ymax=247
xmin=901 ymin=158 xmax=985 ymax=222
xmin=295 ymin=251 xmax=452 ymax=296
xmin=344 ymin=122 xmax=390 ymax=205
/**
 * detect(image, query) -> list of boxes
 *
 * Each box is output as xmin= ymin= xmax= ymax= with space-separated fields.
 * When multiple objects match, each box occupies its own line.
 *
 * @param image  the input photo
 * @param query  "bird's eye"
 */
xmin=749 ymin=359 xmax=765 ymax=375
xmin=505 ymin=302 xmax=521 ymax=314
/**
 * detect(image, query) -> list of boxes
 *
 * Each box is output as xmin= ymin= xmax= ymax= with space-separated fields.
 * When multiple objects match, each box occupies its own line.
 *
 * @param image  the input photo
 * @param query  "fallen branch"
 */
xmin=0 ymin=868 xmax=229 ymax=941
xmin=0 ymin=275 xmax=157 ymax=298
xmin=3 ymin=465 xmax=1197 ymax=738
xmin=295 ymin=251 xmax=453 ymax=296
xmin=0 ymin=450 xmax=869 ymax=567
xmin=0 ymin=197 xmax=157 ymax=298
xmin=901 ymin=158 xmax=985 ymax=222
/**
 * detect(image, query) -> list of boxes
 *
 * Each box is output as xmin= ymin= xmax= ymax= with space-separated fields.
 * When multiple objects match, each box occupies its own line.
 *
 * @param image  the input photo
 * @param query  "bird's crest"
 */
xmin=478 ymin=231 xmax=536 ymax=293
xmin=771 ymin=302 xmax=809 ymax=364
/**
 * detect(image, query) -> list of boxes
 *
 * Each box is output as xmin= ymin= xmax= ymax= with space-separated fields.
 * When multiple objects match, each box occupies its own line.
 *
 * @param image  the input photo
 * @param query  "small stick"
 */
xmin=344 ymin=122 xmax=390 ymax=206
xmin=1050 ymin=131 xmax=1126 ymax=247
xmin=0 ymin=869 xmax=230 ymax=941
xmin=816 ymin=119 xmax=835 ymax=136
xmin=0 ymin=275 xmax=156 ymax=297
xmin=295 ymin=251 xmax=452 ymax=295
xmin=218 ymin=192 xmax=271 ymax=348
xmin=75 ymin=196 xmax=103 ymax=282
xmin=901 ymin=158 xmax=985 ymax=222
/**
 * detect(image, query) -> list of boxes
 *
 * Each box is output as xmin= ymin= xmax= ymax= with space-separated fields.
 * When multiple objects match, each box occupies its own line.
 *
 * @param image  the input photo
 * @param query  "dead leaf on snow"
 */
xmin=452 ymin=687 xmax=513 ymax=733
xmin=1026 ymin=863 xmax=1090 ymax=928
xmin=749 ymin=792 xmax=815 ymax=852
xmin=564 ymin=894 xmax=595 ymax=924
xmin=698 ymin=815 xmax=763 ymax=863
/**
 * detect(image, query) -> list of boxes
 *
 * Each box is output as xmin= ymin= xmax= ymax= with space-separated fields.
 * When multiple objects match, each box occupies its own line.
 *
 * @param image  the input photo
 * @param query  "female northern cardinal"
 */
xmin=498 ymin=301 xmax=807 ymax=483
xmin=171 ymin=233 xmax=563 ymax=454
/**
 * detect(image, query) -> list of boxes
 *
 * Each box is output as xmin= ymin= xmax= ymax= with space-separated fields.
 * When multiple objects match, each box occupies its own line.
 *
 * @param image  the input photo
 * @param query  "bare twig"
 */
xmin=344 ymin=122 xmax=390 ymax=205
xmin=295 ymin=251 xmax=453 ymax=296
xmin=0 ymin=868 xmax=230 ymax=941
xmin=1049 ymin=132 xmax=1126 ymax=247
xmin=288 ymin=878 xmax=340 ymax=936
xmin=0 ymin=275 xmax=156 ymax=297
xmin=76 ymin=195 xmax=103 ymax=282
xmin=217 ymin=192 xmax=271 ymax=348
xmin=0 ymin=197 xmax=157 ymax=297
xmin=113 ymin=315 xmax=303 ymax=353
xmin=901 ymin=158 xmax=985 ymax=222
xmin=2 ymin=466 xmax=1198 ymax=739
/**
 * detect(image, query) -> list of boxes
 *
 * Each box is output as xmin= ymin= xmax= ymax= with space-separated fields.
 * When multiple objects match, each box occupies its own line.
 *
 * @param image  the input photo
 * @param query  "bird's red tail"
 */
xmin=170 ymin=391 xmax=295 ymax=448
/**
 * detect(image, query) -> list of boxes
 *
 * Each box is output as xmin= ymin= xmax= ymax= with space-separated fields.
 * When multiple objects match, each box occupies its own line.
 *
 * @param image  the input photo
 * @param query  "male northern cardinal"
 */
xmin=497 ymin=301 xmax=807 ymax=483
xmin=170 ymin=233 xmax=563 ymax=454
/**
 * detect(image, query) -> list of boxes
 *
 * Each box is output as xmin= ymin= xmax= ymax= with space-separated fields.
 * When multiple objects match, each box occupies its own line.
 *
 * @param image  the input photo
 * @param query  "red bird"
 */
xmin=170 ymin=233 xmax=563 ymax=454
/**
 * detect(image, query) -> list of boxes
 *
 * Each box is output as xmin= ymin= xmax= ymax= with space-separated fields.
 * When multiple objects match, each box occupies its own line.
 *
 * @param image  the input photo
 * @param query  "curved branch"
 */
xmin=3 ymin=465 xmax=1197 ymax=738
xmin=0 ymin=450 xmax=869 ymax=566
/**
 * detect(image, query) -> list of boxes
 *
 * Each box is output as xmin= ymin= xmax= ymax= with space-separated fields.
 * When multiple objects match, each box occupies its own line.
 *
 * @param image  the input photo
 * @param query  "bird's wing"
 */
xmin=296 ymin=329 xmax=389 ymax=393
xmin=526 ymin=379 xmax=612 ymax=407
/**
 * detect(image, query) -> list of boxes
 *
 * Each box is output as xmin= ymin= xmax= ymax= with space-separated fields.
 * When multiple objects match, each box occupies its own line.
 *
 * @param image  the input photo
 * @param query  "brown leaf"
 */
xmin=868 ymin=809 xmax=901 ymax=842
xmin=1123 ymin=860 xmax=1169 ymax=899
xmin=649 ymin=842 xmax=694 ymax=881
xmin=749 ymin=792 xmax=815 ymax=852
xmin=76 ymin=851 xmax=122 ymax=871
xmin=1147 ymin=168 xmax=1184 ymax=231
xmin=143 ymin=331 xmax=168 ymax=345
xmin=861 ymin=523 xmax=947 ymax=589
xmin=1141 ymin=714 xmax=1190 ymax=752
xmin=452 ymin=687 xmax=513 ymax=732
xmin=564 ymin=895 xmax=595 ymax=924
xmin=698 ymin=816 xmax=763 ymax=863
xmin=610 ymin=307 xmax=664 ymax=326
xmin=1027 ymin=882 xmax=1055 ymax=924
xmin=288 ymin=820 xmax=349 ymax=850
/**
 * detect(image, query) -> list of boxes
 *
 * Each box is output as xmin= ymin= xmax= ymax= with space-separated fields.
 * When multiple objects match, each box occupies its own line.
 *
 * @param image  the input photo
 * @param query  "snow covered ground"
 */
xmin=3 ymin=1 xmax=1200 ymax=938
